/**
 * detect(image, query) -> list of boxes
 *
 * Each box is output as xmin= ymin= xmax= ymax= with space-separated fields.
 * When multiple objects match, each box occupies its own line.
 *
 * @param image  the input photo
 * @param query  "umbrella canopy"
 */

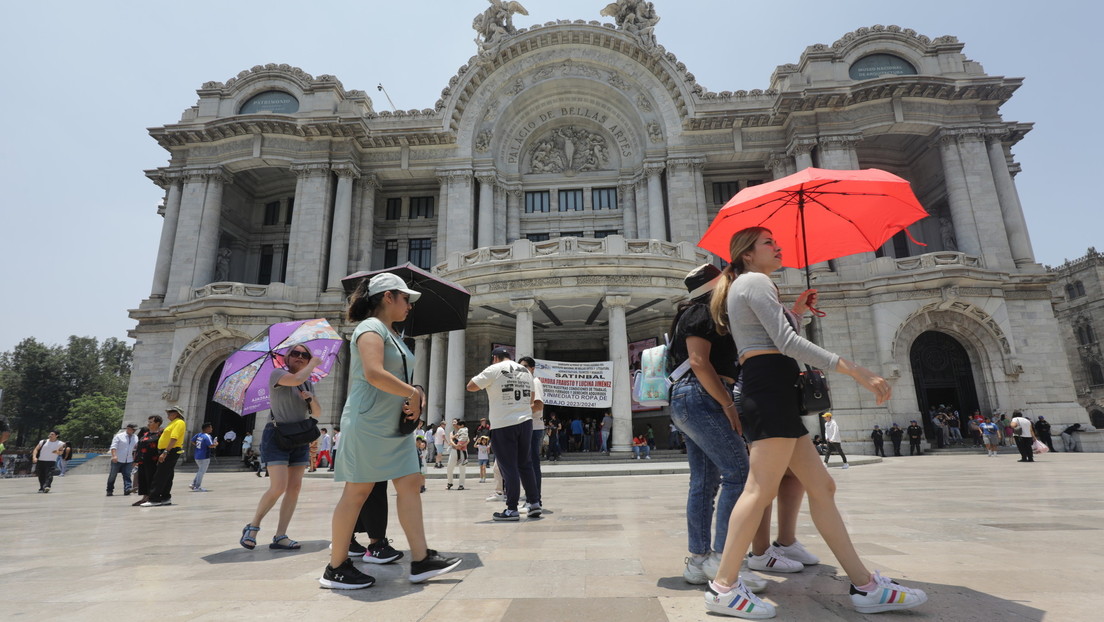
xmin=341 ymin=263 xmax=471 ymax=337
xmin=698 ymin=167 xmax=928 ymax=279
xmin=213 ymin=318 xmax=344 ymax=415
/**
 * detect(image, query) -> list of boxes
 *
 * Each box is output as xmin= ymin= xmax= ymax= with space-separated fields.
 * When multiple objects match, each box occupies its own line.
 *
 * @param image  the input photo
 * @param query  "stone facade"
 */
xmin=126 ymin=4 xmax=1089 ymax=454
xmin=1048 ymin=249 xmax=1104 ymax=431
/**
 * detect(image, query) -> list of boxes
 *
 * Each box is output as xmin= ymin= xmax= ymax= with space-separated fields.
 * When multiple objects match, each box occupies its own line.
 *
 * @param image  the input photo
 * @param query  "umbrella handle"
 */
xmin=808 ymin=305 xmax=827 ymax=318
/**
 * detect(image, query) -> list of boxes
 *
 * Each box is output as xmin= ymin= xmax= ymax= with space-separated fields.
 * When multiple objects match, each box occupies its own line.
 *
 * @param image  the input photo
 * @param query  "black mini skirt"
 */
xmin=739 ymin=354 xmax=808 ymax=442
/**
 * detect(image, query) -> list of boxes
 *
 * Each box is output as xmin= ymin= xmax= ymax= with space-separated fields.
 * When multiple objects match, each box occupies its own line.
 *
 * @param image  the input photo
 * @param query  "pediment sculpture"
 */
xmin=473 ymin=0 xmax=529 ymax=48
xmin=527 ymin=127 xmax=611 ymax=174
xmin=601 ymin=0 xmax=660 ymax=46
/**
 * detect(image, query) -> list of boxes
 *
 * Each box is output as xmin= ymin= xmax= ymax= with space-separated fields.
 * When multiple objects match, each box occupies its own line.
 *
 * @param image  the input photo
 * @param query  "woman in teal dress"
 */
xmin=320 ymin=272 xmax=462 ymax=590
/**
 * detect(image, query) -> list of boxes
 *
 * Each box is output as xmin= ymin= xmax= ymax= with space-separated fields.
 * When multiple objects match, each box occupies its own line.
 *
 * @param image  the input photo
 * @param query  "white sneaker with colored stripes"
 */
xmin=849 ymin=570 xmax=928 ymax=613
xmin=704 ymin=579 xmax=776 ymax=619
xmin=746 ymin=546 xmax=803 ymax=573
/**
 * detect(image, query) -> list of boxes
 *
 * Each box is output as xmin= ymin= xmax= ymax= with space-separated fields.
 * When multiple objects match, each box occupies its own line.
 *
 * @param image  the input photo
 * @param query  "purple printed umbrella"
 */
xmin=213 ymin=318 xmax=344 ymax=415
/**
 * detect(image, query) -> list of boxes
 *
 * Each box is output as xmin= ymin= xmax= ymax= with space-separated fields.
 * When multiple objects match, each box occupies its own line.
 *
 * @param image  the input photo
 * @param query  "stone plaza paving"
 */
xmin=2 ymin=453 xmax=1100 ymax=621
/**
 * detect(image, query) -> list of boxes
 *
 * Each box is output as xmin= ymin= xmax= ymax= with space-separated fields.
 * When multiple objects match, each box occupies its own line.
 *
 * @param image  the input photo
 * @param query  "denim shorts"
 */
xmin=260 ymin=423 xmax=310 ymax=467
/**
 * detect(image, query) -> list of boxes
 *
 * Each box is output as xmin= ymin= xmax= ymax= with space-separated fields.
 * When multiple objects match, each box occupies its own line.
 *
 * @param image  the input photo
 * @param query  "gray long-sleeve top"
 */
xmin=726 ymin=271 xmax=840 ymax=371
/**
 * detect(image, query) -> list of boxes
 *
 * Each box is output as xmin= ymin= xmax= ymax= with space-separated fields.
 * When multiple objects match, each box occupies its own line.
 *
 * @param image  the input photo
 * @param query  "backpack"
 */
xmin=631 ymin=336 xmax=691 ymax=407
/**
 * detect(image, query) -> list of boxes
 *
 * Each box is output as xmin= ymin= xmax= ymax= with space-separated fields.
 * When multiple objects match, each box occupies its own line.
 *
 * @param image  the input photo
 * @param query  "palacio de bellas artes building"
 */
xmin=124 ymin=0 xmax=1094 ymax=456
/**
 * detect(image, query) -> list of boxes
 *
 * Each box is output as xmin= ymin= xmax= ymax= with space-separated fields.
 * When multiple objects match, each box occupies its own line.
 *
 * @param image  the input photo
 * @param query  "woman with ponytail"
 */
xmin=702 ymin=228 xmax=927 ymax=618
xmin=320 ymin=272 xmax=461 ymax=590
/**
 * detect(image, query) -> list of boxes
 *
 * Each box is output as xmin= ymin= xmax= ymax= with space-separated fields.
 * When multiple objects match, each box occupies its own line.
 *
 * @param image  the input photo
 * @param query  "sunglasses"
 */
xmin=287 ymin=350 xmax=311 ymax=360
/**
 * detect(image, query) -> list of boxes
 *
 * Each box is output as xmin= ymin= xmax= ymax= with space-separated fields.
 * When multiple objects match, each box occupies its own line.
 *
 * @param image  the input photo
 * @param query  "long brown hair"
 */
xmin=345 ymin=279 xmax=391 ymax=323
xmin=709 ymin=227 xmax=770 ymax=335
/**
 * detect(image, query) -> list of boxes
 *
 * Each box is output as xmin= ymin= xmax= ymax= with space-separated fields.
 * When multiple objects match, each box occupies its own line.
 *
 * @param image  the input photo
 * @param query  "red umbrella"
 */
xmin=698 ymin=167 xmax=928 ymax=288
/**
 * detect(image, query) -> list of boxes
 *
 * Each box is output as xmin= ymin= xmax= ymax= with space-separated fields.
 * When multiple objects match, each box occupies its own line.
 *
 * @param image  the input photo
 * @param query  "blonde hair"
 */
xmin=709 ymin=227 xmax=770 ymax=336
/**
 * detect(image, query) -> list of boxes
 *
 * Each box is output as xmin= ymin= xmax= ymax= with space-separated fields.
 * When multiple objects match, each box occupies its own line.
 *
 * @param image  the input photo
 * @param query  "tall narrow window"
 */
xmin=525 ymin=191 xmax=550 ymax=213
xmin=410 ymin=196 xmax=434 ymax=219
xmin=592 ymin=187 xmax=618 ymax=210
xmin=1090 ymin=362 xmax=1104 ymax=386
xmin=285 ymin=197 xmax=294 ymax=224
xmin=712 ymin=181 xmax=740 ymax=205
xmin=279 ymin=244 xmax=288 ymax=282
xmin=892 ymin=231 xmax=911 ymax=258
xmin=384 ymin=239 xmax=399 ymax=266
xmin=258 ymin=245 xmax=274 ymax=285
xmin=409 ymin=238 xmax=432 ymax=269
xmin=385 ymin=198 xmax=402 ymax=220
xmin=559 ymin=189 xmax=584 ymax=212
xmin=263 ymin=201 xmax=280 ymax=226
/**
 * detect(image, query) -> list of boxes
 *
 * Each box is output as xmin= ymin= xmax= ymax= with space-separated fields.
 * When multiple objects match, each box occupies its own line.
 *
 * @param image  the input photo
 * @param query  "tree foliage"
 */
xmin=0 ymin=336 xmax=132 ymax=447
xmin=57 ymin=393 xmax=126 ymax=448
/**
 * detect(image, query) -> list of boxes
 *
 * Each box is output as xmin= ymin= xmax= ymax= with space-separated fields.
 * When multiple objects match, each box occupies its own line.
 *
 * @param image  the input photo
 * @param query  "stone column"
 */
xmin=326 ymin=164 xmax=360 ymax=291
xmin=619 ymin=179 xmax=638 ymax=238
xmin=272 ymin=245 xmax=286 ymax=282
xmin=666 ymin=157 xmax=707 ymax=244
xmin=193 ymin=168 xmax=231 ymax=287
xmin=356 ymin=175 xmax=379 ymax=269
xmin=413 ymin=335 xmax=430 ymax=389
xmin=506 ymin=187 xmax=522 ymax=243
xmin=986 ymin=134 xmax=1035 ymax=267
xmin=287 ymin=163 xmax=333 ymax=293
xmin=511 ymin=297 xmax=535 ymax=357
xmin=634 ymin=177 xmax=649 ymax=238
xmin=937 ymin=133 xmax=985 ymax=258
xmin=493 ymin=179 xmax=508 ymax=245
xmin=818 ymin=135 xmax=873 ymax=268
xmin=644 ymin=162 xmax=667 ymax=241
xmin=150 ymin=172 xmax=183 ymax=298
xmin=435 ymin=172 xmax=450 ymax=262
xmin=428 ymin=332 xmax=447 ymax=425
xmin=476 ymin=171 xmax=496 ymax=248
xmin=443 ymin=170 xmax=474 ymax=255
xmin=788 ymin=138 xmax=816 ymax=171
xmin=605 ymin=294 xmax=633 ymax=453
xmin=445 ymin=328 xmax=466 ymax=421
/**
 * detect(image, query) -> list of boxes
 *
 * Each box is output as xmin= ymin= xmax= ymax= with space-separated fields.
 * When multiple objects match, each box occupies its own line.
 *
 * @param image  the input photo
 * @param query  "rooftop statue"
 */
xmin=601 ymin=0 xmax=660 ymax=45
xmin=473 ymin=0 xmax=529 ymax=48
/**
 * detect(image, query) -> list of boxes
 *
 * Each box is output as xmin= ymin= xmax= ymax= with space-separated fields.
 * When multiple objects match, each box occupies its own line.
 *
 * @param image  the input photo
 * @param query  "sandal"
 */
xmin=269 ymin=534 xmax=300 ymax=550
xmin=240 ymin=524 xmax=260 ymax=550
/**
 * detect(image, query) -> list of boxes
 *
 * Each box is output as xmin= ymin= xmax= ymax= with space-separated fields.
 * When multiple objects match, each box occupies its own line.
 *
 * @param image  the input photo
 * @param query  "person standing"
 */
xmin=433 ymin=423 xmax=447 ymax=468
xmin=979 ymin=416 xmax=1000 ymax=457
xmin=468 ymin=347 xmax=542 ymax=521
xmin=907 ymin=420 xmax=924 ymax=455
xmin=329 ymin=426 xmax=340 ymax=472
xmin=870 ymin=425 xmax=885 ymax=458
xmin=143 ymin=406 xmax=186 ymax=506
xmin=190 ymin=422 xmax=218 ymax=492
xmin=106 ymin=424 xmax=138 ymax=496
xmin=242 ymin=431 xmax=254 ymax=454
xmin=518 ymin=356 xmax=545 ymax=502
xmin=1010 ymin=410 xmax=1036 ymax=462
xmin=323 ymin=272 xmax=461 ymax=589
xmin=1034 ymin=416 xmax=1055 ymax=452
xmin=999 ymin=414 xmax=1014 ymax=447
xmin=240 ymin=343 xmax=321 ymax=549
xmin=132 ymin=416 xmax=163 ymax=506
xmin=600 ymin=410 xmax=613 ymax=455
xmin=316 ymin=427 xmax=332 ymax=470
xmin=888 ymin=423 xmax=904 ymax=457
xmin=445 ymin=419 xmax=468 ymax=491
xmin=822 ymin=413 xmax=848 ymax=469
xmin=32 ymin=431 xmax=64 ymax=493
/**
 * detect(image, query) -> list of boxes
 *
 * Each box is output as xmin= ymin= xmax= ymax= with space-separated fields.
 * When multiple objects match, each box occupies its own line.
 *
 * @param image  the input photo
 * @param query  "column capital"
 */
xmin=358 ymin=173 xmax=380 ymax=190
xmin=146 ymin=168 xmax=185 ymax=189
xmin=643 ymin=161 xmax=666 ymax=177
xmin=667 ymin=156 xmax=706 ymax=171
xmin=767 ymin=152 xmax=791 ymax=174
xmin=604 ymin=293 xmax=632 ymax=308
xmin=474 ymin=170 xmax=498 ymax=185
xmin=182 ymin=166 xmax=232 ymax=185
xmin=290 ymin=162 xmax=331 ymax=178
xmin=509 ymin=297 xmax=536 ymax=312
xmin=332 ymin=162 xmax=362 ymax=179
xmin=786 ymin=137 xmax=817 ymax=157
xmin=817 ymin=133 xmax=863 ymax=150
xmin=938 ymin=127 xmax=988 ymax=145
xmin=437 ymin=168 xmax=474 ymax=184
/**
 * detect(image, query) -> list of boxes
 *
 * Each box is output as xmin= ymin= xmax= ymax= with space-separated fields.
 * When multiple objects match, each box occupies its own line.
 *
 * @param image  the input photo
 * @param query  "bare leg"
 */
xmin=393 ymin=472 xmax=429 ymax=561
xmin=274 ymin=465 xmax=306 ymax=536
xmin=714 ymin=437 xmax=794 ymax=587
xmin=774 ymin=470 xmax=805 ymax=545
xmin=251 ymin=464 xmax=289 ymax=527
xmin=785 ymin=439 xmax=870 ymax=585
xmin=751 ymin=503 xmax=772 ymax=555
xmin=330 ymin=482 xmax=375 ymax=568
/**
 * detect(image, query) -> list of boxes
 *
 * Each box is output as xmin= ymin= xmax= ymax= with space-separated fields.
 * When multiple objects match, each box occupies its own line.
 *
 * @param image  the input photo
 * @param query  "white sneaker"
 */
xmin=684 ymin=556 xmax=709 ymax=585
xmin=772 ymin=540 xmax=819 ymax=566
xmin=849 ymin=570 xmax=927 ymax=614
xmin=704 ymin=579 xmax=776 ymax=619
xmin=841 ymin=463 xmax=849 ymax=469
xmin=485 ymin=492 xmax=505 ymax=502
xmin=746 ymin=546 xmax=803 ymax=573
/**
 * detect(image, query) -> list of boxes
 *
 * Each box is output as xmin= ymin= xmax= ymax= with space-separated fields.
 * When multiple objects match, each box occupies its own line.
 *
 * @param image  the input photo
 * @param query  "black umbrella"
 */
xmin=341 ymin=263 xmax=471 ymax=337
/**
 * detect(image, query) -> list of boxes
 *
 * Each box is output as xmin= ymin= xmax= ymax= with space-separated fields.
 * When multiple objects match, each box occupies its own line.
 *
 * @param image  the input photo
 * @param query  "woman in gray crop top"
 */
xmin=700 ymin=227 xmax=927 ymax=618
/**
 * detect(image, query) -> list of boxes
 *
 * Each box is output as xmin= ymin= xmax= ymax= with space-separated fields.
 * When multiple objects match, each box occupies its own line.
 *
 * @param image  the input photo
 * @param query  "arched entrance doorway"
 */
xmin=909 ymin=331 xmax=980 ymax=442
xmin=205 ymin=365 xmax=254 ymax=457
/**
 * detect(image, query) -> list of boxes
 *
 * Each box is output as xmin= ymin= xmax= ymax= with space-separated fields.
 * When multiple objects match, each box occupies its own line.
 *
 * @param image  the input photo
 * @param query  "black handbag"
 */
xmin=389 ymin=333 xmax=419 ymax=436
xmin=798 ymin=365 xmax=832 ymax=414
xmin=274 ymin=416 xmax=321 ymax=450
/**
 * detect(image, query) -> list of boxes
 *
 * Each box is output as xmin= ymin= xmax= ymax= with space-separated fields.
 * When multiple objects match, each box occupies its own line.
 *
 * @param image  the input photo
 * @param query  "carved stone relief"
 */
xmin=527 ymin=126 xmax=611 ymax=174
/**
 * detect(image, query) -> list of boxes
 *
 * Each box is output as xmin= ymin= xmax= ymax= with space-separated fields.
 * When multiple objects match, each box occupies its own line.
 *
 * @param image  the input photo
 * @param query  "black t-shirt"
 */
xmin=670 ymin=303 xmax=740 ymax=380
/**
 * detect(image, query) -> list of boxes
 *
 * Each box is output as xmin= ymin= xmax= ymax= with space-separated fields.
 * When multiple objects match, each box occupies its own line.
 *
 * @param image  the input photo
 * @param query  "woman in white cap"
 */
xmin=702 ymin=227 xmax=927 ymax=618
xmin=321 ymin=272 xmax=461 ymax=590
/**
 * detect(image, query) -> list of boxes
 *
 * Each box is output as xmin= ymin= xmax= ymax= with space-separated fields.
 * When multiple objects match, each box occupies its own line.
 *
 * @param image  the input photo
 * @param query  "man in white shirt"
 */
xmin=1010 ymin=410 xmax=1036 ymax=463
xmin=106 ymin=424 xmax=138 ymax=496
xmin=821 ymin=412 xmax=848 ymax=469
xmin=468 ymin=347 xmax=542 ymax=521
xmin=518 ymin=356 xmax=545 ymax=504
xmin=33 ymin=430 xmax=64 ymax=493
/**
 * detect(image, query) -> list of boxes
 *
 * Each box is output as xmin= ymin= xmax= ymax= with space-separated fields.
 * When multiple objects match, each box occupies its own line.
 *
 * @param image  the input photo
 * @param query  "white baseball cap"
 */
xmin=367 ymin=272 xmax=421 ymax=302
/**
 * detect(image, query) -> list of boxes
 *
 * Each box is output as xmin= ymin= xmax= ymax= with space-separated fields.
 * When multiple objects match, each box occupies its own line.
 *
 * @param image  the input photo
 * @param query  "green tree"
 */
xmin=57 ymin=393 xmax=125 ymax=449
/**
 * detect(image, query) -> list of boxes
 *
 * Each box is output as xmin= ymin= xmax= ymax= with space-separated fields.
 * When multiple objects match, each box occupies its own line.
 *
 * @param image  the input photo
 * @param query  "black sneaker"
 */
xmin=363 ymin=538 xmax=404 ymax=564
xmin=493 ymin=509 xmax=520 ymax=521
xmin=319 ymin=558 xmax=375 ymax=589
xmin=348 ymin=536 xmax=367 ymax=556
xmin=409 ymin=549 xmax=462 ymax=583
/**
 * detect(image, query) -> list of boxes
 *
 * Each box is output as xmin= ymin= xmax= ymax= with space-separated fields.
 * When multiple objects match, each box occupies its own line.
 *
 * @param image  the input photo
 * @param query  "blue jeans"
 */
xmin=632 ymin=445 xmax=650 ymax=458
xmin=106 ymin=460 xmax=133 ymax=493
xmin=670 ymin=375 xmax=749 ymax=555
xmin=192 ymin=458 xmax=211 ymax=488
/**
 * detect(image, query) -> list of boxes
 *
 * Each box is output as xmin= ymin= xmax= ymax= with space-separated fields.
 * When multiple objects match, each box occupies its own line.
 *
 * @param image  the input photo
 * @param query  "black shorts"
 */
xmin=739 ymin=354 xmax=808 ymax=442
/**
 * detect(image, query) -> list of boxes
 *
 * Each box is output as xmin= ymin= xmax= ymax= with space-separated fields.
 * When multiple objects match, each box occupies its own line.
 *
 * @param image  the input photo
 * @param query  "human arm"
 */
xmin=110 ymin=434 xmax=121 ymax=462
xmin=276 ymin=355 xmax=324 ymax=386
xmin=356 ymin=329 xmax=423 ymax=417
xmin=685 ymin=336 xmax=742 ymax=434
xmin=791 ymin=289 xmax=818 ymax=316
xmin=738 ymin=273 xmax=839 ymax=370
xmin=467 ymin=363 xmax=498 ymax=393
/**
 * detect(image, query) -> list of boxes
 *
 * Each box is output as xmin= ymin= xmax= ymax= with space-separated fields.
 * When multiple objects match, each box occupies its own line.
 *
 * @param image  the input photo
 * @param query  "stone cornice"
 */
xmin=667 ymin=156 xmax=705 ymax=171
xmin=818 ymin=134 xmax=864 ymax=150
xmin=332 ymin=162 xmax=362 ymax=179
xmin=358 ymin=173 xmax=381 ymax=190
xmin=290 ymin=162 xmax=332 ymax=178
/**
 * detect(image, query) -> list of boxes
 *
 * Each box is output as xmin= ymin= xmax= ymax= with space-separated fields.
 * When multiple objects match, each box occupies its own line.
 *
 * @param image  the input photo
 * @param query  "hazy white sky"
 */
xmin=1 ymin=0 xmax=1097 ymax=353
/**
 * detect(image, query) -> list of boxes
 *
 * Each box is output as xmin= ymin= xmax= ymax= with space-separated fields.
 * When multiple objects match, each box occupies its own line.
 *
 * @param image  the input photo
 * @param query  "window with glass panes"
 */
xmin=384 ymin=240 xmax=399 ymax=266
xmin=592 ymin=187 xmax=617 ymax=210
xmin=712 ymin=181 xmax=740 ymax=205
xmin=385 ymin=198 xmax=402 ymax=220
xmin=409 ymin=238 xmax=432 ymax=269
xmin=560 ymin=231 xmax=584 ymax=238
xmin=525 ymin=191 xmax=550 ymax=213
xmin=285 ymin=197 xmax=294 ymax=224
xmin=558 ymin=189 xmax=584 ymax=211
xmin=258 ymin=245 xmax=274 ymax=284
xmin=595 ymin=229 xmax=619 ymax=238
xmin=526 ymin=232 xmax=550 ymax=242
xmin=410 ymin=196 xmax=434 ymax=219
xmin=263 ymin=201 xmax=280 ymax=225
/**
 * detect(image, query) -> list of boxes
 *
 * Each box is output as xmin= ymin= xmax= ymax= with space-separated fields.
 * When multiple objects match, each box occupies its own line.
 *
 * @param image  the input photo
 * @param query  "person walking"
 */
xmin=239 ymin=343 xmax=321 ymax=548
xmin=106 ymin=424 xmax=138 ymax=496
xmin=190 ymin=422 xmax=218 ymax=491
xmin=907 ymin=420 xmax=924 ymax=455
xmin=468 ymin=346 xmax=542 ymax=521
xmin=316 ymin=427 xmax=332 ymax=470
xmin=1010 ymin=410 xmax=1036 ymax=462
xmin=821 ymin=413 xmax=848 ymax=468
xmin=322 ymin=272 xmax=461 ymax=589
xmin=32 ymin=431 xmax=64 ymax=493
xmin=702 ymin=227 xmax=926 ymax=618
xmin=888 ymin=423 xmax=904 ymax=457
xmin=870 ymin=425 xmax=885 ymax=458
xmin=518 ymin=356 xmax=545 ymax=501
xmin=132 ymin=416 xmax=162 ymax=506
xmin=142 ymin=406 xmax=186 ymax=506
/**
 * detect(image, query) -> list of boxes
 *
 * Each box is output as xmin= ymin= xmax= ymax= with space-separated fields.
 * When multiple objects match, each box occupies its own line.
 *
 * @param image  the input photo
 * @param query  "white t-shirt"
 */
xmin=530 ymin=377 xmax=545 ymax=431
xmin=434 ymin=427 xmax=446 ymax=446
xmin=37 ymin=439 xmax=63 ymax=461
xmin=470 ymin=360 xmax=533 ymax=429
xmin=1011 ymin=417 xmax=1034 ymax=437
xmin=824 ymin=419 xmax=841 ymax=443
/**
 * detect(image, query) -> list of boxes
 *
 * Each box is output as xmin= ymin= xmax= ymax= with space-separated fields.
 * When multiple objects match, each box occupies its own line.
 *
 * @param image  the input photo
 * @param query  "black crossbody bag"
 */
xmin=273 ymin=381 xmax=321 ymax=450
xmin=389 ymin=333 xmax=420 ymax=436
